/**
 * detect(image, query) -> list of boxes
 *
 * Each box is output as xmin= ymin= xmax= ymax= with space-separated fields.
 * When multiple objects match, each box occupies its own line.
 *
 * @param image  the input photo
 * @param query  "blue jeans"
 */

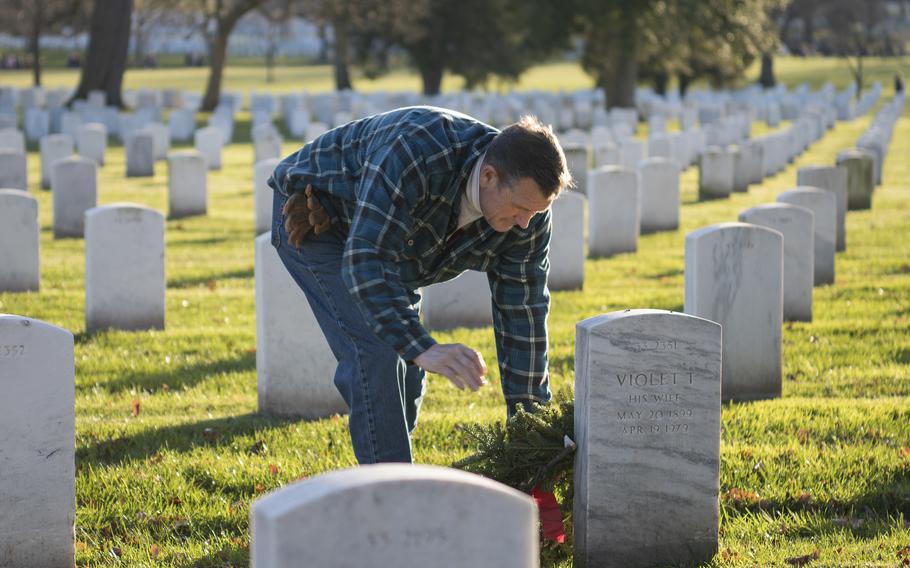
xmin=271 ymin=191 xmax=426 ymax=464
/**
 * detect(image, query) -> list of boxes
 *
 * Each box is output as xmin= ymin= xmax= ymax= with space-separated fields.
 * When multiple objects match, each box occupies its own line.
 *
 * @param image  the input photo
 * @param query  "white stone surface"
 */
xmin=731 ymin=145 xmax=750 ymax=192
xmin=0 ymin=314 xmax=75 ymax=568
xmin=549 ymin=190 xmax=585 ymax=290
xmin=254 ymin=233 xmax=345 ymax=418
xmin=85 ymin=204 xmax=165 ymax=332
xmin=685 ymin=222 xmax=783 ymax=401
xmin=167 ymin=150 xmax=207 ymax=218
xmin=777 ymin=187 xmax=836 ymax=286
xmin=125 ymin=131 xmax=155 ymax=177
xmin=797 ymin=165 xmax=847 ymax=251
xmin=574 ymin=310 xmax=721 ymax=568
xmin=40 ymin=134 xmax=74 ymax=189
xmin=0 ymin=190 xmax=39 ymax=291
xmin=144 ymin=122 xmax=170 ymax=161
xmin=593 ymin=143 xmax=620 ymax=168
xmin=0 ymin=127 xmax=25 ymax=153
xmin=0 ymin=149 xmax=27 ymax=190
xmin=251 ymin=464 xmax=538 ymax=568
xmin=254 ymin=128 xmax=283 ymax=164
xmin=588 ymin=166 xmax=640 ymax=257
xmin=194 ymin=126 xmax=223 ymax=170
xmin=698 ymin=146 xmax=733 ymax=200
xmin=422 ymin=270 xmax=492 ymax=330
xmin=638 ymin=157 xmax=680 ymax=233
xmin=77 ymin=123 xmax=107 ymax=166
xmin=837 ymin=149 xmax=875 ymax=210
xmin=24 ymin=108 xmax=49 ymax=142
xmin=52 ymin=156 xmax=97 ymax=239
xmin=255 ymin=159 xmax=281 ymax=235
xmin=168 ymin=108 xmax=195 ymax=142
xmin=619 ymin=139 xmax=645 ymax=170
xmin=563 ymin=144 xmax=589 ymax=196
xmin=739 ymin=203 xmax=814 ymax=322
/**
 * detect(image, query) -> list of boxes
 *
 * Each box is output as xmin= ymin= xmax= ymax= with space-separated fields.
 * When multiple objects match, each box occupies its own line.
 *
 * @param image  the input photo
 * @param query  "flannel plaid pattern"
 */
xmin=269 ymin=106 xmax=552 ymax=405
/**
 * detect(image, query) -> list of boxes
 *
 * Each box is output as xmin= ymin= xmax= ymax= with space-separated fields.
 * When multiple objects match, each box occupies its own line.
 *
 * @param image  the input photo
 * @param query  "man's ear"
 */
xmin=480 ymin=163 xmax=499 ymax=187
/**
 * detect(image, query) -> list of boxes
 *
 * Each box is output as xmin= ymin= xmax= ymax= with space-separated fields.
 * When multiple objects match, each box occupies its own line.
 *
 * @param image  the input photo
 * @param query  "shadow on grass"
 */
xmin=721 ymin=468 xmax=910 ymax=533
xmin=167 ymin=267 xmax=254 ymax=288
xmin=80 ymin=350 xmax=256 ymax=394
xmin=76 ymin=412 xmax=299 ymax=466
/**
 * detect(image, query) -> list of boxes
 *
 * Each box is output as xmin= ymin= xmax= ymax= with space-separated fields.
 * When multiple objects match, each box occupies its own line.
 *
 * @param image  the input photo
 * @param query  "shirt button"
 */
xmin=407 ymin=239 xmax=414 ymax=246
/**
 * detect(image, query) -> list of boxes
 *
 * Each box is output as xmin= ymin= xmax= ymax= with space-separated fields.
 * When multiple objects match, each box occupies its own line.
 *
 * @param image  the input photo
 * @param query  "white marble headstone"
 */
xmin=739 ymin=203 xmax=814 ymax=322
xmin=698 ymin=146 xmax=733 ymax=200
xmin=0 ymin=149 xmax=28 ymax=190
xmin=77 ymin=123 xmax=107 ymax=166
xmin=0 ymin=190 xmax=40 ymax=291
xmin=796 ymin=165 xmax=847 ymax=251
xmin=255 ymin=159 xmax=281 ymax=235
xmin=52 ymin=156 xmax=98 ymax=239
xmin=422 ymin=270 xmax=492 ymax=331
xmin=194 ymin=126 xmax=223 ymax=171
xmin=0 ymin=127 xmax=25 ymax=153
xmin=638 ymin=157 xmax=680 ymax=233
xmin=167 ymin=150 xmax=207 ymax=218
xmin=777 ymin=187 xmax=836 ymax=286
xmin=563 ymin=144 xmax=589 ymax=196
xmin=85 ymin=204 xmax=165 ymax=332
xmin=254 ymin=233 xmax=345 ymax=418
xmin=685 ymin=223 xmax=783 ymax=401
xmin=251 ymin=464 xmax=538 ymax=568
xmin=0 ymin=314 xmax=75 ymax=568
xmin=588 ymin=166 xmax=640 ymax=257
xmin=549 ymin=190 xmax=585 ymax=290
xmin=125 ymin=131 xmax=155 ymax=177
xmin=40 ymin=133 xmax=74 ymax=189
xmin=574 ymin=309 xmax=721 ymax=568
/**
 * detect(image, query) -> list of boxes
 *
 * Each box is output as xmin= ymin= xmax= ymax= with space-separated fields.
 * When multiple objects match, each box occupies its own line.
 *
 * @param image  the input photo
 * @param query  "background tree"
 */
xmin=257 ymin=0 xmax=293 ymax=83
xmin=197 ymin=0 xmax=267 ymax=111
xmin=815 ymin=0 xmax=900 ymax=95
xmin=131 ymin=0 xmax=186 ymax=67
xmin=70 ymin=0 xmax=133 ymax=107
xmin=0 ymin=0 xmax=85 ymax=87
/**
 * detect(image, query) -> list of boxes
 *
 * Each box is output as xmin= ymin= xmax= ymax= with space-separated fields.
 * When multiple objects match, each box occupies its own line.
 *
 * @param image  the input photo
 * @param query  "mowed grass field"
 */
xmin=0 ymin=59 xmax=908 ymax=566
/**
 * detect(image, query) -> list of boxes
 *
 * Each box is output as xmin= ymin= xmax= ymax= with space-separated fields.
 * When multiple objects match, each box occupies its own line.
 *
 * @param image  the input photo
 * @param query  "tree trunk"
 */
xmin=605 ymin=6 xmax=638 ymax=108
xmin=201 ymin=30 xmax=229 ymax=111
xmin=420 ymin=63 xmax=444 ymax=96
xmin=759 ymin=52 xmax=776 ymax=88
xmin=653 ymin=72 xmax=668 ymax=96
xmin=70 ymin=0 xmax=133 ymax=107
xmin=333 ymin=20 xmax=352 ymax=91
xmin=678 ymin=73 xmax=693 ymax=97
xmin=29 ymin=20 xmax=42 ymax=87
xmin=855 ymin=55 xmax=863 ymax=97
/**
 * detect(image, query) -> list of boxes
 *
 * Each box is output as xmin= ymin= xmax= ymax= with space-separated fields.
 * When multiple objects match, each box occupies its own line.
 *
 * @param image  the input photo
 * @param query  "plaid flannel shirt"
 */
xmin=269 ymin=106 xmax=551 ymax=405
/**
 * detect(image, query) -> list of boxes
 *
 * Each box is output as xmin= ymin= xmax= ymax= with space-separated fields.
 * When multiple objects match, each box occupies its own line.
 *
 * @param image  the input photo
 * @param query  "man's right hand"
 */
xmin=282 ymin=184 xmax=331 ymax=247
xmin=414 ymin=344 xmax=487 ymax=391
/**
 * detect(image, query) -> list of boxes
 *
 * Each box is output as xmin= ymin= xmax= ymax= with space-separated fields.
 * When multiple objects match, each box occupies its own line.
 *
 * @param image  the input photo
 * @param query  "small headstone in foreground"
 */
xmin=194 ymin=126 xmax=223 ymax=171
xmin=52 ymin=156 xmax=98 ymax=239
xmin=0 ymin=314 xmax=75 ymax=568
xmin=0 ymin=149 xmax=28 ymax=190
xmin=638 ymin=157 xmax=680 ymax=233
xmin=796 ymin=165 xmax=847 ymax=252
xmin=549 ymin=190 xmax=585 ymax=291
xmin=698 ymin=146 xmax=734 ymax=200
xmin=588 ymin=166 xmax=640 ymax=257
xmin=836 ymin=149 xmax=875 ymax=210
xmin=167 ymin=150 xmax=207 ymax=218
xmin=777 ymin=187 xmax=836 ymax=286
xmin=76 ymin=123 xmax=107 ymax=166
xmin=40 ymin=133 xmax=74 ymax=189
xmin=251 ymin=464 xmax=538 ymax=568
xmin=125 ymin=131 xmax=155 ymax=177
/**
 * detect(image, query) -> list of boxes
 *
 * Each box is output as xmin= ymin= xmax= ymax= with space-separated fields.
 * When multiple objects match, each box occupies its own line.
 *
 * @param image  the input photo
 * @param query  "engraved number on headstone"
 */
xmin=0 ymin=344 xmax=26 ymax=358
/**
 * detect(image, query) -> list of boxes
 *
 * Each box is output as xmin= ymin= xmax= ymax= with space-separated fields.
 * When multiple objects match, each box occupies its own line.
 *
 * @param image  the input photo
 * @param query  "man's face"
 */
xmin=478 ymin=165 xmax=555 ymax=233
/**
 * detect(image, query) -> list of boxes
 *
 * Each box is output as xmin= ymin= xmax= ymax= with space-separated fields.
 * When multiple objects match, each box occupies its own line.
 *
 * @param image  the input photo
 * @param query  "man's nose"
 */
xmin=515 ymin=212 xmax=533 ymax=229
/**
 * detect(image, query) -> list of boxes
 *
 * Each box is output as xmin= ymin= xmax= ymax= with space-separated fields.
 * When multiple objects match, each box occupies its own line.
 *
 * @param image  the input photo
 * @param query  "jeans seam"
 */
xmin=304 ymin=252 xmax=380 ymax=463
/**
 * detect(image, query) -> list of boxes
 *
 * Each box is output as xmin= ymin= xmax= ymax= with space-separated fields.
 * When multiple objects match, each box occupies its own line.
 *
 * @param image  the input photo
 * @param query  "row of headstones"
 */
xmin=853 ymin=92 xmax=906 ymax=187
xmin=0 ymin=306 xmax=729 ymax=568
xmin=252 ymin=93 xmax=894 ymax=417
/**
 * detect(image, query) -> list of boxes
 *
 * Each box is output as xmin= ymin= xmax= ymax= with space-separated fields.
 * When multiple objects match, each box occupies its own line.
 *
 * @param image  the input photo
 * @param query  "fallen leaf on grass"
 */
xmin=720 ymin=547 xmax=737 ymax=560
xmin=150 ymin=544 xmax=159 ymax=558
xmin=254 ymin=484 xmax=266 ymax=494
xmin=131 ymin=398 xmax=141 ymax=417
xmin=900 ymin=447 xmax=910 ymax=458
xmin=785 ymin=549 xmax=819 ymax=566
xmin=722 ymin=488 xmax=759 ymax=504
xmin=269 ymin=464 xmax=279 ymax=477
xmin=796 ymin=492 xmax=812 ymax=505
xmin=797 ymin=428 xmax=810 ymax=444
xmin=207 ymin=279 xmax=217 ymax=291
xmin=897 ymin=546 xmax=910 ymax=558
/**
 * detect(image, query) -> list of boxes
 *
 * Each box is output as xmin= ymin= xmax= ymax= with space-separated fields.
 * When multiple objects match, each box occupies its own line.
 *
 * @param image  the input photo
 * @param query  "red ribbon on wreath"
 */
xmin=531 ymin=485 xmax=566 ymax=543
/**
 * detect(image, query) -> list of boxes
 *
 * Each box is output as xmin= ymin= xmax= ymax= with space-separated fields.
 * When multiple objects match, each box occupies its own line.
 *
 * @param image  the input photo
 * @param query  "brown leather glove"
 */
xmin=282 ymin=184 xmax=331 ymax=247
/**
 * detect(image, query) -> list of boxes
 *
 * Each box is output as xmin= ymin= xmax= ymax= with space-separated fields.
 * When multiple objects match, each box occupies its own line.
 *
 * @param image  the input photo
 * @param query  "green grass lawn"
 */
xmin=2 ymin=54 xmax=909 ymax=99
xmin=0 ymin=69 xmax=908 ymax=565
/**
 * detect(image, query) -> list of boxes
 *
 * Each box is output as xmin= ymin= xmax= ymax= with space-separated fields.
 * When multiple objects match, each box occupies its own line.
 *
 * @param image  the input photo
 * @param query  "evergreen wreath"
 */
xmin=452 ymin=390 xmax=577 ymax=561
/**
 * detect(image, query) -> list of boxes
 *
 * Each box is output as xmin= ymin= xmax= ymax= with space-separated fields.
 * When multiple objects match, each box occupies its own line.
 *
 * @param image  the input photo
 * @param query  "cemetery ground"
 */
xmin=1 ymin=66 xmax=909 ymax=567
